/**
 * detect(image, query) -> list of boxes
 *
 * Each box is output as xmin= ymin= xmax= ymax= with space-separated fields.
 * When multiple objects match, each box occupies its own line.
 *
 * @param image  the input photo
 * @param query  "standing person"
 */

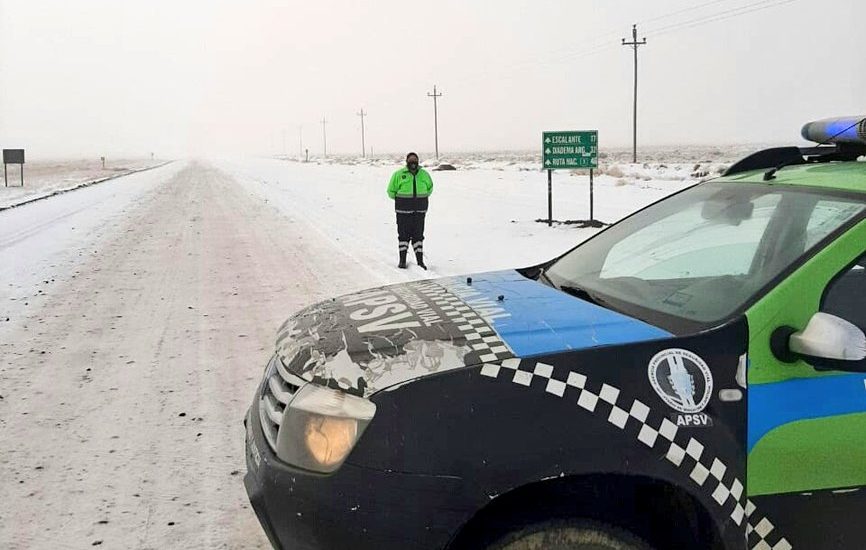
xmin=387 ymin=152 xmax=433 ymax=269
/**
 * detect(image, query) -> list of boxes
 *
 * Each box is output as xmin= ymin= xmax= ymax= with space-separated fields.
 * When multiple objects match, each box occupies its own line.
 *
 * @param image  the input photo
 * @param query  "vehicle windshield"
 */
xmin=545 ymin=181 xmax=865 ymax=329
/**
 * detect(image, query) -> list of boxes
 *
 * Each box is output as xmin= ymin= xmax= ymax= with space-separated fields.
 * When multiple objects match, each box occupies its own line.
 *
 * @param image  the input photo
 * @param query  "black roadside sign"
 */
xmin=3 ymin=149 xmax=25 ymax=164
xmin=3 ymin=149 xmax=25 ymax=187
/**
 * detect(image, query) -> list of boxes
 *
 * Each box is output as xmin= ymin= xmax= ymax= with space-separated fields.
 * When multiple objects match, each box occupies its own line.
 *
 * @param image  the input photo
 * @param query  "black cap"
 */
xmin=406 ymin=152 xmax=419 ymax=161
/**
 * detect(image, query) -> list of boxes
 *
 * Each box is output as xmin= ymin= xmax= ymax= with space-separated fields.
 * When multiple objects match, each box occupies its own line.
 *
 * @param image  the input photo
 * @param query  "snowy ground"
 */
xmin=229 ymin=151 xmax=719 ymax=280
xmin=0 ymin=158 xmax=164 ymax=210
xmin=277 ymin=143 xmax=755 ymax=181
xmin=0 ymin=151 xmax=728 ymax=549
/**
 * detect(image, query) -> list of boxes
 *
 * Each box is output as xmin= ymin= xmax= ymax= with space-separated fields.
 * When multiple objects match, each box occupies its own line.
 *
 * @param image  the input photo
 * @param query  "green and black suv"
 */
xmin=245 ymin=116 xmax=866 ymax=550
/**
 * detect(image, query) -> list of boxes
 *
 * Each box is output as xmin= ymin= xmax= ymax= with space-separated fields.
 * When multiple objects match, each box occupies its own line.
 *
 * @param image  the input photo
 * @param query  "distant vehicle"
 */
xmin=244 ymin=116 xmax=866 ymax=549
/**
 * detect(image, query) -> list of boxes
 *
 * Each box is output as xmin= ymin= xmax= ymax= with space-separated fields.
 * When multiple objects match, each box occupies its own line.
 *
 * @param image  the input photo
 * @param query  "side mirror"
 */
xmin=790 ymin=313 xmax=866 ymax=361
xmin=773 ymin=312 xmax=866 ymax=370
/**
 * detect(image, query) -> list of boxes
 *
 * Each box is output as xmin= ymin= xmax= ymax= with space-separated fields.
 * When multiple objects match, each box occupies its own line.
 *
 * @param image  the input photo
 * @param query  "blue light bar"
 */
xmin=801 ymin=116 xmax=866 ymax=145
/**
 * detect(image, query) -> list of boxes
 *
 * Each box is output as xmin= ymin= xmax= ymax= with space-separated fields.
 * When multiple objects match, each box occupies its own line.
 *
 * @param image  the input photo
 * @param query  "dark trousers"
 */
xmin=396 ymin=211 xmax=426 ymax=256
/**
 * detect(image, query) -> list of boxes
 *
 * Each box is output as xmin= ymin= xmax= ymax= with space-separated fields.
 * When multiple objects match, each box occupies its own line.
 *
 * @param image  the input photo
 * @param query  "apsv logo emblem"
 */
xmin=648 ymin=349 xmax=713 ymax=415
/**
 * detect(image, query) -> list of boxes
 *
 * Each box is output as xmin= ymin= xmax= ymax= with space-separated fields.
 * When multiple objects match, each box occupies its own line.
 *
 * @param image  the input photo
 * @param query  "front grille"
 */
xmin=259 ymin=356 xmax=307 ymax=452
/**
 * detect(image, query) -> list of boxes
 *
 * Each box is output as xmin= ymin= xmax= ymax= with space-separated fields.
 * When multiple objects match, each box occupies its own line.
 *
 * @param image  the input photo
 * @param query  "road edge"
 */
xmin=0 ymin=161 xmax=175 ymax=213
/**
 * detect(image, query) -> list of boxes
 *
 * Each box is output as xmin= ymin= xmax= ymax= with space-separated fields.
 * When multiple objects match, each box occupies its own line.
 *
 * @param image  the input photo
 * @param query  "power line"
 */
xmin=451 ymin=0 xmax=798 ymax=87
xmin=553 ymin=0 xmax=796 ymax=65
xmin=642 ymin=0 xmax=733 ymax=24
xmin=651 ymin=0 xmax=791 ymax=31
xmin=442 ymin=0 xmax=733 ymax=85
xmin=512 ymin=0 xmax=799 ymax=74
xmin=482 ymin=1 xmax=733 ymax=77
xmin=355 ymin=0 xmax=796 ymax=111
xmin=649 ymin=0 xmax=800 ymax=36
xmin=298 ymin=0 xmax=803 ymax=154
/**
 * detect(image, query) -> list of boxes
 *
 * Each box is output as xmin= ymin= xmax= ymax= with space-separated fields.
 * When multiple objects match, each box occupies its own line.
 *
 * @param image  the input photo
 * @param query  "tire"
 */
xmin=487 ymin=520 xmax=654 ymax=550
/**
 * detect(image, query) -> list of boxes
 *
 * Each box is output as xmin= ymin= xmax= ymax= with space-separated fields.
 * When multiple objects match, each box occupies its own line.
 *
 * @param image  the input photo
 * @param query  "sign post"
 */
xmin=3 ymin=149 xmax=25 ymax=187
xmin=547 ymin=169 xmax=553 ymax=226
xmin=542 ymin=131 xmax=598 ymax=223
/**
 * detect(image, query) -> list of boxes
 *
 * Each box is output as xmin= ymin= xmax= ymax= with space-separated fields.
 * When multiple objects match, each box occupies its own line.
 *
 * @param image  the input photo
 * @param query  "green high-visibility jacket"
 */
xmin=387 ymin=167 xmax=434 ymax=200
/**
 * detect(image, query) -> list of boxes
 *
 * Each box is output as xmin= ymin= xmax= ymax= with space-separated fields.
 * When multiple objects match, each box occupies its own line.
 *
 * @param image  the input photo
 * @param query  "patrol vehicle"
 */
xmin=244 ymin=116 xmax=866 ymax=549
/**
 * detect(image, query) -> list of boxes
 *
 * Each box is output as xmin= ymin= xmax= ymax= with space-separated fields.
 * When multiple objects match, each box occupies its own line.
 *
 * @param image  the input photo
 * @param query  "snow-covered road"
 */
xmin=0 ymin=158 xmax=692 ymax=549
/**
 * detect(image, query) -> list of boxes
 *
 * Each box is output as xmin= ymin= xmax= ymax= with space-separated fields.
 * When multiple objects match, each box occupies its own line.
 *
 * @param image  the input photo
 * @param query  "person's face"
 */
xmin=407 ymin=155 xmax=419 ymax=171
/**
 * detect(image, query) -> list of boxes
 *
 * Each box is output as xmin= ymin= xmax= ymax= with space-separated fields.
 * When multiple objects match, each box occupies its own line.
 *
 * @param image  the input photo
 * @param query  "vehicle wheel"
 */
xmin=487 ymin=520 xmax=653 ymax=550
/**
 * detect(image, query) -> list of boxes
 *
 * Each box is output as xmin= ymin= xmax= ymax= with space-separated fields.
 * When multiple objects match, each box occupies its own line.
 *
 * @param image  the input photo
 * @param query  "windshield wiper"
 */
xmin=762 ymin=161 xmax=796 ymax=181
xmin=559 ymin=285 xmax=606 ymax=307
xmin=537 ymin=267 xmax=555 ymax=287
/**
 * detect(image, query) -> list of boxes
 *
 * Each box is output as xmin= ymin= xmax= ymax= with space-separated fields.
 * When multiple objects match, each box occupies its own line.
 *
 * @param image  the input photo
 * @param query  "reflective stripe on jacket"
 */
xmin=387 ymin=167 xmax=433 ymax=200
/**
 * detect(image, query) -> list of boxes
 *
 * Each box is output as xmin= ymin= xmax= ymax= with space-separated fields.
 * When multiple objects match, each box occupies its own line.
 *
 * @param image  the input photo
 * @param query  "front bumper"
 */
xmin=243 ymin=400 xmax=480 ymax=550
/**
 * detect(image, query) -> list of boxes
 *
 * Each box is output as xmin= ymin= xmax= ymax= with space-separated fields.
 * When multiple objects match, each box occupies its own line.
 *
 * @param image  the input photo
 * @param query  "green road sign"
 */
xmin=543 ymin=130 xmax=598 ymax=170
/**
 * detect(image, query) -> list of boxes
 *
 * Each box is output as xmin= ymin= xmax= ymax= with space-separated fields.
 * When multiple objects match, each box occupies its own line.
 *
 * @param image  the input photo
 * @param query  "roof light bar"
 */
xmin=801 ymin=116 xmax=866 ymax=146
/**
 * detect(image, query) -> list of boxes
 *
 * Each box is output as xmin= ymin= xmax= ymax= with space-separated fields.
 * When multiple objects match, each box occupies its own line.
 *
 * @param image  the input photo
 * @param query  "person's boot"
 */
xmin=415 ymin=252 xmax=427 ymax=270
xmin=398 ymin=250 xmax=408 ymax=269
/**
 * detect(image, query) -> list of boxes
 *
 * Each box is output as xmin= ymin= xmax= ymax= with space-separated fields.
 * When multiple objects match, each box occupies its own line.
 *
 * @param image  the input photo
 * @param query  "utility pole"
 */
xmin=320 ymin=117 xmax=328 ymax=158
xmin=298 ymin=125 xmax=304 ymax=159
xmin=427 ymin=85 xmax=443 ymax=159
xmin=282 ymin=130 xmax=287 ymax=157
xmin=622 ymin=24 xmax=647 ymax=164
xmin=357 ymin=108 xmax=367 ymax=158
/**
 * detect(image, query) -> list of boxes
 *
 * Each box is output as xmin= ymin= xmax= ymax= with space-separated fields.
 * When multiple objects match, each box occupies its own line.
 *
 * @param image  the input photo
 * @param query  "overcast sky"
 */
xmin=0 ymin=0 xmax=863 ymax=159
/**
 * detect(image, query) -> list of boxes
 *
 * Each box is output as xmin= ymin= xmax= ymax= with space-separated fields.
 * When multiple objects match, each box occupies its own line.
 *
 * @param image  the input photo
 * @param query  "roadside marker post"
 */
xmin=542 ymin=131 xmax=598 ymax=224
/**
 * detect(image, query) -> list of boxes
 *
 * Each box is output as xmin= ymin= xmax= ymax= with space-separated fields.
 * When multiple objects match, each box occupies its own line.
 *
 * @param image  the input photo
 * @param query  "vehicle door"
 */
xmin=746 ymin=196 xmax=866 ymax=549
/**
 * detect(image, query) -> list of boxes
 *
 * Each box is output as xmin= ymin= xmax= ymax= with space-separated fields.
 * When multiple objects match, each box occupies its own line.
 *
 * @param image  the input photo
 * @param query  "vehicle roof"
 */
xmin=717 ymin=160 xmax=866 ymax=194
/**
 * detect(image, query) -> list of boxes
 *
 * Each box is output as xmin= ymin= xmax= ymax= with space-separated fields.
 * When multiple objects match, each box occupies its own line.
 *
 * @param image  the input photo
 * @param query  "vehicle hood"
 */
xmin=275 ymin=270 xmax=671 ymax=397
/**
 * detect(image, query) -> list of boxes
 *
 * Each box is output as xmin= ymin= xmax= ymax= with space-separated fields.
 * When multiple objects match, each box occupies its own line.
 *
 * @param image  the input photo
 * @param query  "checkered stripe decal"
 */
xmin=746 ymin=506 xmax=791 ymax=550
xmin=414 ymin=283 xmax=513 ymax=363
xmin=480 ymin=358 xmax=791 ymax=550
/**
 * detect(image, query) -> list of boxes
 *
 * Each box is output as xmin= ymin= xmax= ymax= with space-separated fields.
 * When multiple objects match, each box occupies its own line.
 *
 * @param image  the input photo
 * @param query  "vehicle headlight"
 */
xmin=304 ymin=416 xmax=358 ymax=467
xmin=275 ymin=383 xmax=376 ymax=473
